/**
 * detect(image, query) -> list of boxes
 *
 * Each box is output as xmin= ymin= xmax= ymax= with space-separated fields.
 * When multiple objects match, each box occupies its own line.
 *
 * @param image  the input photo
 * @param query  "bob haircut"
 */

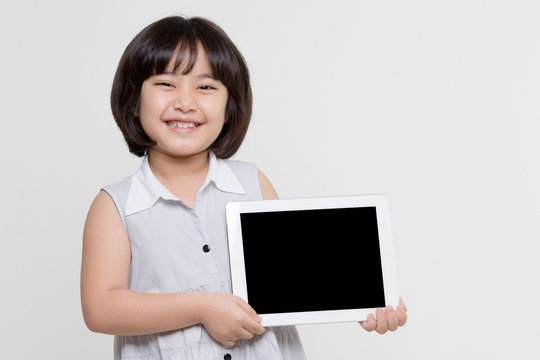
xmin=111 ymin=16 xmax=252 ymax=159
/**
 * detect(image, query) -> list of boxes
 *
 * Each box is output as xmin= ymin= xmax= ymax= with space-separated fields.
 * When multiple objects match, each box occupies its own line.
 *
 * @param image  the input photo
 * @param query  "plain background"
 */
xmin=1 ymin=0 xmax=539 ymax=358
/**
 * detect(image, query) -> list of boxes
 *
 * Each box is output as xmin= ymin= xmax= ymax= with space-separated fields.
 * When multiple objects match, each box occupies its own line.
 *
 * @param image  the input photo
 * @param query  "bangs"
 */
xmin=134 ymin=17 xmax=240 ymax=85
xmin=139 ymin=20 xmax=201 ymax=77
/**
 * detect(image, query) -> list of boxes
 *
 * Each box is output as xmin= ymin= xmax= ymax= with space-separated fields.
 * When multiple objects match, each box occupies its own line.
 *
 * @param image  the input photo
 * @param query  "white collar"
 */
xmin=125 ymin=152 xmax=246 ymax=215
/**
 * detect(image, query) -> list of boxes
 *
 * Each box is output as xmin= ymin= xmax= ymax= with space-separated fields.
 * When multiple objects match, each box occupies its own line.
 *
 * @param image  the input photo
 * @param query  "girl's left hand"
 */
xmin=359 ymin=297 xmax=407 ymax=334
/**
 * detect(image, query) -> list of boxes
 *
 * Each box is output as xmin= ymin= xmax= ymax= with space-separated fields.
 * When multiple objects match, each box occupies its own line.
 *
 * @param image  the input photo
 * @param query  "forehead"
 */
xmin=165 ymin=43 xmax=212 ymax=75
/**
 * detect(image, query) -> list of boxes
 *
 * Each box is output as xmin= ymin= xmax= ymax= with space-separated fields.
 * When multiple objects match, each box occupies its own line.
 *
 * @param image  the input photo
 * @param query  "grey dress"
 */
xmin=103 ymin=152 xmax=306 ymax=360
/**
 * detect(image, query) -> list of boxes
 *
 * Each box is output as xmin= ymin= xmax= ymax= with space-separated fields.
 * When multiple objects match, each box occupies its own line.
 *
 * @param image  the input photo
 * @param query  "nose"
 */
xmin=173 ymin=88 xmax=196 ymax=113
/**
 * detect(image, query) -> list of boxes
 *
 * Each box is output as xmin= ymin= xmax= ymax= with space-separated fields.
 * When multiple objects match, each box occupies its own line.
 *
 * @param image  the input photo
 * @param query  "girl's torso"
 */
xmin=104 ymin=152 xmax=305 ymax=360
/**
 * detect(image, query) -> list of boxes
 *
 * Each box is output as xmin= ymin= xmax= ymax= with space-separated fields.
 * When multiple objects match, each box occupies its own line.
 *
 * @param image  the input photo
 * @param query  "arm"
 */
xmin=81 ymin=191 xmax=264 ymax=345
xmin=258 ymin=169 xmax=279 ymax=200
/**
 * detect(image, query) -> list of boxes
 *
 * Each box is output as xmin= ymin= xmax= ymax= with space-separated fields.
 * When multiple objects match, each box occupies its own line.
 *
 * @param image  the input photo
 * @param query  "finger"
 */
xmin=361 ymin=313 xmax=377 ymax=332
xmin=375 ymin=308 xmax=388 ymax=334
xmin=244 ymin=321 xmax=266 ymax=335
xmin=237 ymin=298 xmax=262 ymax=322
xmin=237 ymin=327 xmax=256 ymax=341
xmin=397 ymin=306 xmax=408 ymax=327
xmin=236 ymin=299 xmax=265 ymax=334
xmin=399 ymin=297 xmax=408 ymax=312
xmin=385 ymin=306 xmax=399 ymax=331
xmin=243 ymin=316 xmax=266 ymax=335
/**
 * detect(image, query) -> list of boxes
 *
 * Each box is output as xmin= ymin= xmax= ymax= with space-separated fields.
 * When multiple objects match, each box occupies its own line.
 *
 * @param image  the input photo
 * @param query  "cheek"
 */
xmin=202 ymin=94 xmax=228 ymax=123
xmin=139 ymin=95 xmax=170 ymax=135
xmin=139 ymin=91 xmax=167 ymax=117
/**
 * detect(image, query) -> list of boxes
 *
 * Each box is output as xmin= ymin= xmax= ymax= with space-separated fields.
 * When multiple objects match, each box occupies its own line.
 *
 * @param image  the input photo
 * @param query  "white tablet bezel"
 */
xmin=226 ymin=194 xmax=399 ymax=327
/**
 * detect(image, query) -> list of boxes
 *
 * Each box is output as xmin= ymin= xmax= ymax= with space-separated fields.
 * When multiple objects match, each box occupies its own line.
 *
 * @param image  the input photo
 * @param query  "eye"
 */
xmin=157 ymin=82 xmax=175 ymax=88
xmin=198 ymin=85 xmax=216 ymax=91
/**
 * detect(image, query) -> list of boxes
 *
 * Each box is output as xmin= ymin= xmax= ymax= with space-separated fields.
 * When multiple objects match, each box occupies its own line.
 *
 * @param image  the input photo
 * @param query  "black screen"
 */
xmin=239 ymin=206 xmax=386 ymax=314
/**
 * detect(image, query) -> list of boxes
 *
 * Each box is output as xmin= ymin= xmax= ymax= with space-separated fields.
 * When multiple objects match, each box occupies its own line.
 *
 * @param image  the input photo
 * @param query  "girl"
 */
xmin=81 ymin=15 xmax=407 ymax=360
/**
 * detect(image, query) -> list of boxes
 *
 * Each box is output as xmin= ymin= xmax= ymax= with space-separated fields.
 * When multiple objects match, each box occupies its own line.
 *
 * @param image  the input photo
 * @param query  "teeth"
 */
xmin=167 ymin=122 xmax=198 ymax=129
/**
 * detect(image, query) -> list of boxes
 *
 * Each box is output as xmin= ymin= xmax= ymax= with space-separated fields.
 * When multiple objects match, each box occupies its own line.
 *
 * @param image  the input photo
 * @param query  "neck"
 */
xmin=147 ymin=150 xmax=210 ymax=186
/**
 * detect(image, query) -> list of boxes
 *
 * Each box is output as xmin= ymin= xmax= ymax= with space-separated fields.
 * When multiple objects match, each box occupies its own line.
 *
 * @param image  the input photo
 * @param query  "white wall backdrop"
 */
xmin=1 ymin=0 xmax=539 ymax=359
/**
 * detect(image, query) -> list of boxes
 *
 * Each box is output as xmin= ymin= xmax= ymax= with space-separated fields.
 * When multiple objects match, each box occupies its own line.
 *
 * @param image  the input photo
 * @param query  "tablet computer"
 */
xmin=226 ymin=194 xmax=399 ymax=327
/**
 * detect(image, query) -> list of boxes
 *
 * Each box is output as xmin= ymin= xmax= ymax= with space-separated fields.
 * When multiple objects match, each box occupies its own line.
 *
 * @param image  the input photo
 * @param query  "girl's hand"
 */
xmin=359 ymin=297 xmax=407 ymax=334
xmin=199 ymin=292 xmax=266 ymax=347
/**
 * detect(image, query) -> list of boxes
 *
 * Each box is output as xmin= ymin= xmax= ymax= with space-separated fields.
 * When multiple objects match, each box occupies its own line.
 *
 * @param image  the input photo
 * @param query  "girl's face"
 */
xmin=139 ymin=47 xmax=228 ymax=159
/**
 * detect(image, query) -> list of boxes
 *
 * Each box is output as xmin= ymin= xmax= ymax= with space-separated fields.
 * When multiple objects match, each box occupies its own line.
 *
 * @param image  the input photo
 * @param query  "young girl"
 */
xmin=81 ymin=15 xmax=407 ymax=360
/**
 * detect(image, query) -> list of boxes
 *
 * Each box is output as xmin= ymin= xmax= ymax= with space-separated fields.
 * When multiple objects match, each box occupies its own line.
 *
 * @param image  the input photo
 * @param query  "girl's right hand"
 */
xmin=199 ymin=292 xmax=266 ymax=347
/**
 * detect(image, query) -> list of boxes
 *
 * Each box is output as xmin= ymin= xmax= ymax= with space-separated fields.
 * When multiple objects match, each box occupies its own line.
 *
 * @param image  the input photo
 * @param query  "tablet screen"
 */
xmin=239 ymin=206 xmax=386 ymax=315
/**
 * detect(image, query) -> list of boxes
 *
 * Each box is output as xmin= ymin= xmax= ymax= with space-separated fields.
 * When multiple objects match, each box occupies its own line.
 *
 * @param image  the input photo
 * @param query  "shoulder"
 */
xmin=94 ymin=174 xmax=136 ymax=229
xmin=221 ymin=157 xmax=256 ymax=174
xmin=84 ymin=189 xmax=127 ymax=241
xmin=101 ymin=173 xmax=136 ymax=214
xmin=220 ymin=158 xmax=259 ymax=193
xmin=103 ymin=175 xmax=132 ymax=198
xmin=220 ymin=157 xmax=279 ymax=200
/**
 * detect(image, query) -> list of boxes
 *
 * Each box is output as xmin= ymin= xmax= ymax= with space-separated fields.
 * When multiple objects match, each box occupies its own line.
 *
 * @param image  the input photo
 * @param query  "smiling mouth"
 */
xmin=165 ymin=121 xmax=201 ymax=129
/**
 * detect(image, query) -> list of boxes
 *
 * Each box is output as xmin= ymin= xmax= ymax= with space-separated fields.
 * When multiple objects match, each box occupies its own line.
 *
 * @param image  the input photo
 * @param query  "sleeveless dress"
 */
xmin=103 ymin=152 xmax=306 ymax=360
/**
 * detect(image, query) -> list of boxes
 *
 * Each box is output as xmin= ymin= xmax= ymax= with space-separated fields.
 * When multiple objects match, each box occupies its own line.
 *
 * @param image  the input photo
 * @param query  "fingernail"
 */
xmin=386 ymin=306 xmax=393 ymax=312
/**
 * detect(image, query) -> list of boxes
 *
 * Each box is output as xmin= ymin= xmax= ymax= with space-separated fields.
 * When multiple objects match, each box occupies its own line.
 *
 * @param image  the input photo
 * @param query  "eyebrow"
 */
xmin=160 ymin=71 xmax=216 ymax=80
xmin=195 ymin=73 xmax=216 ymax=80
